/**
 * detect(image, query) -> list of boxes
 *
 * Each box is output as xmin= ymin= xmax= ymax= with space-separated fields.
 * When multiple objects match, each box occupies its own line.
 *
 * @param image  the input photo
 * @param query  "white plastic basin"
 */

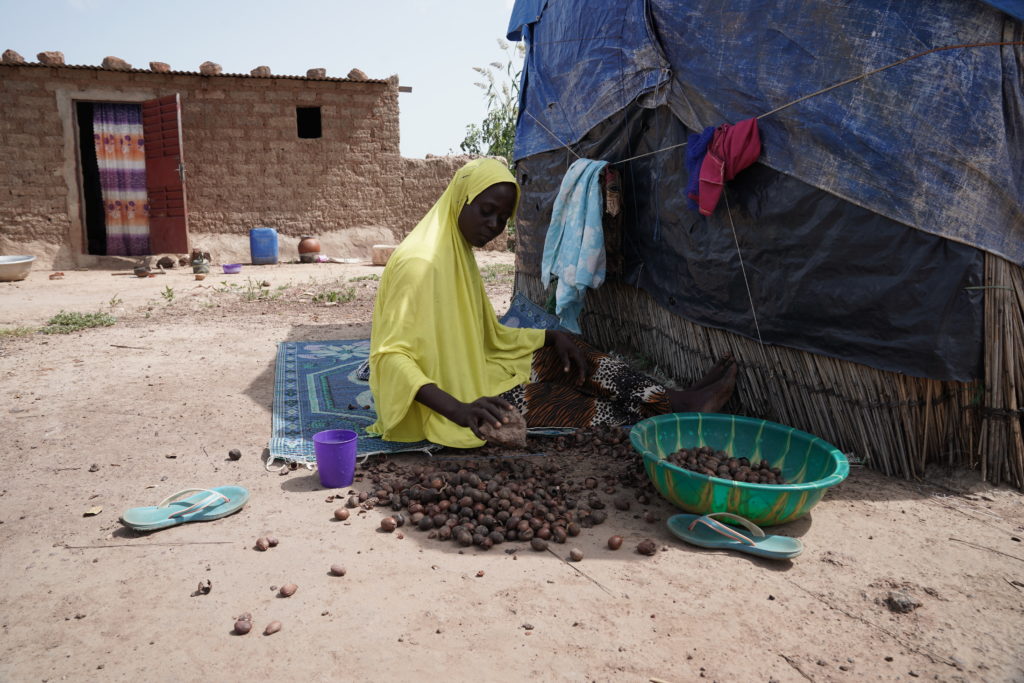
xmin=0 ymin=255 xmax=36 ymax=282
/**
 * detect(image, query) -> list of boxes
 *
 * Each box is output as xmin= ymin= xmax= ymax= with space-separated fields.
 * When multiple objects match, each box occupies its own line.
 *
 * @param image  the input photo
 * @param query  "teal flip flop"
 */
xmin=120 ymin=486 xmax=250 ymax=531
xmin=667 ymin=512 xmax=804 ymax=560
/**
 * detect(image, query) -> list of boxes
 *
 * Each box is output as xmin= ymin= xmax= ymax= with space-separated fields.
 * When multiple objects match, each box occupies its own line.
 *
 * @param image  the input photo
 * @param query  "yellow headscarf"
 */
xmin=367 ymin=158 xmax=546 ymax=448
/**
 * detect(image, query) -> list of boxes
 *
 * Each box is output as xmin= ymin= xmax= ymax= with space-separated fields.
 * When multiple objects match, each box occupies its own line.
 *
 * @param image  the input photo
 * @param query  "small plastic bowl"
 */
xmin=222 ymin=263 xmax=242 ymax=274
xmin=630 ymin=413 xmax=849 ymax=526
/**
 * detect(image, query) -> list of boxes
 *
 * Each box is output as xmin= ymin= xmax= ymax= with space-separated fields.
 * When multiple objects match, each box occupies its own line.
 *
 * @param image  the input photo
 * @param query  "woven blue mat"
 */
xmin=269 ymin=339 xmax=437 ymax=465
xmin=269 ymin=293 xmax=568 ymax=465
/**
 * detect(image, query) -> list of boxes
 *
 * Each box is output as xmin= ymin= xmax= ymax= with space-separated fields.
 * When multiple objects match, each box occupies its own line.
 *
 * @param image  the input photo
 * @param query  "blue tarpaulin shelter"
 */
xmin=509 ymin=0 xmax=1024 ymax=264
xmin=507 ymin=0 xmax=1024 ymax=383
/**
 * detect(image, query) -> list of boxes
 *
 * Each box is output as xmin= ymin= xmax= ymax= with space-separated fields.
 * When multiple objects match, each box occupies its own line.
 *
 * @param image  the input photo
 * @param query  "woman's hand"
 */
xmin=545 ymin=330 xmax=588 ymax=385
xmin=416 ymin=385 xmax=512 ymax=440
xmin=451 ymin=396 xmax=514 ymax=440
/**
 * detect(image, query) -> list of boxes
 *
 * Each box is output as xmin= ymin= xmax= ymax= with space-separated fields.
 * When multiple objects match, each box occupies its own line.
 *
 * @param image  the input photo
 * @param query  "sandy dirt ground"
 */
xmin=1 ymin=254 xmax=1023 ymax=682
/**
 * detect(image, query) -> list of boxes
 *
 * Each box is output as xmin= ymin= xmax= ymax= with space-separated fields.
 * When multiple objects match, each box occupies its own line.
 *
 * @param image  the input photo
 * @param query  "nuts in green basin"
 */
xmin=279 ymin=583 xmax=297 ymax=597
xmin=228 ymin=448 xmax=242 ymax=460
xmin=666 ymin=446 xmax=787 ymax=484
xmin=607 ymin=535 xmax=624 ymax=550
xmin=380 ymin=517 xmax=397 ymax=532
xmin=637 ymin=539 xmax=658 ymax=556
xmin=569 ymin=548 xmax=584 ymax=562
xmin=330 ymin=565 xmax=346 ymax=576
xmin=263 ymin=621 xmax=282 ymax=636
xmin=334 ymin=508 xmax=349 ymax=521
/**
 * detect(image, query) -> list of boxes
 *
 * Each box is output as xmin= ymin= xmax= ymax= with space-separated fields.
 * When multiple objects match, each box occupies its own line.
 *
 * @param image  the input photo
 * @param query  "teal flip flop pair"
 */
xmin=667 ymin=512 xmax=804 ymax=560
xmin=120 ymin=486 xmax=250 ymax=531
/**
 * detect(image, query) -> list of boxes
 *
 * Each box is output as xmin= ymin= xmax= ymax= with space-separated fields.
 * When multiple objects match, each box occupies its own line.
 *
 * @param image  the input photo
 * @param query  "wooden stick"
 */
xmin=928 ymin=496 xmax=1017 ymax=536
xmin=948 ymin=537 xmax=1024 ymax=563
xmin=544 ymin=546 xmax=616 ymax=596
xmin=779 ymin=654 xmax=815 ymax=682
xmin=62 ymin=541 xmax=233 ymax=549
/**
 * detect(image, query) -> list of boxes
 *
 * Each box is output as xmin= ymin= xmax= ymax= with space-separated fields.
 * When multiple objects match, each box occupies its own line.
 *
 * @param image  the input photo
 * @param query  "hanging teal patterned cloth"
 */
xmin=540 ymin=158 xmax=609 ymax=333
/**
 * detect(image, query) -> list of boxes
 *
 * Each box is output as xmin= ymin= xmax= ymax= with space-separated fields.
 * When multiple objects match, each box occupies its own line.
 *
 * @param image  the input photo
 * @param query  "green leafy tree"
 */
xmin=460 ymin=39 xmax=524 ymax=169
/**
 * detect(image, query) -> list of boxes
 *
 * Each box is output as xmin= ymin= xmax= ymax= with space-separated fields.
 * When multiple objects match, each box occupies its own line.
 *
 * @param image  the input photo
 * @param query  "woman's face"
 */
xmin=457 ymin=182 xmax=516 ymax=248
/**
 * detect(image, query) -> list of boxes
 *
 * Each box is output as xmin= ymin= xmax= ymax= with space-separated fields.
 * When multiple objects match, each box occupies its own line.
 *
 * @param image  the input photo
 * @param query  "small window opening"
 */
xmin=296 ymin=106 xmax=322 ymax=138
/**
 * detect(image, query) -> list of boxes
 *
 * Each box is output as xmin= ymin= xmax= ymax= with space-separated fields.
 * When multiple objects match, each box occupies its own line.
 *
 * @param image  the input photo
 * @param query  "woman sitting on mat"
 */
xmin=367 ymin=158 xmax=736 ymax=448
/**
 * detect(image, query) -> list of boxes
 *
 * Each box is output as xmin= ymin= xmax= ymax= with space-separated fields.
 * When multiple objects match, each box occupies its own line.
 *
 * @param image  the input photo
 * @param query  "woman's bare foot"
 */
xmin=667 ymin=360 xmax=737 ymax=413
xmin=687 ymin=352 xmax=734 ymax=391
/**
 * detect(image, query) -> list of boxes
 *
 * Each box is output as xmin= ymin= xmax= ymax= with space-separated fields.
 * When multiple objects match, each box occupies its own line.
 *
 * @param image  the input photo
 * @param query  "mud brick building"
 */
xmin=0 ymin=51 xmax=485 ymax=268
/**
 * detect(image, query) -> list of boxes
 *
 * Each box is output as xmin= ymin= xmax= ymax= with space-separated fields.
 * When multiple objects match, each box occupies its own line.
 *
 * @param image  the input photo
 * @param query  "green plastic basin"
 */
xmin=629 ymin=413 xmax=849 ymax=526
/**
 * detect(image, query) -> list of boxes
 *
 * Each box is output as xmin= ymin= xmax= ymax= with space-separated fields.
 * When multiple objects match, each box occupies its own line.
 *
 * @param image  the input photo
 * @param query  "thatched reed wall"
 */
xmin=516 ymin=252 xmax=1024 ymax=489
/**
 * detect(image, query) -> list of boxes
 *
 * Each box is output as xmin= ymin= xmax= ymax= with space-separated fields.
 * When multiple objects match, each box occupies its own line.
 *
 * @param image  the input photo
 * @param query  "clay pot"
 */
xmin=298 ymin=236 xmax=321 ymax=264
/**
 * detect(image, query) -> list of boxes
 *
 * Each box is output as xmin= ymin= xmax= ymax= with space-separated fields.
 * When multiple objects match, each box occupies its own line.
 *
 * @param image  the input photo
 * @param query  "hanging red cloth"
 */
xmin=697 ymin=118 xmax=761 ymax=216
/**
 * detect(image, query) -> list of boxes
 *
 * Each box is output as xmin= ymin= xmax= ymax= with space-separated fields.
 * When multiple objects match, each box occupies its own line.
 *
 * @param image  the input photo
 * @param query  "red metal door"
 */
xmin=142 ymin=94 xmax=189 ymax=253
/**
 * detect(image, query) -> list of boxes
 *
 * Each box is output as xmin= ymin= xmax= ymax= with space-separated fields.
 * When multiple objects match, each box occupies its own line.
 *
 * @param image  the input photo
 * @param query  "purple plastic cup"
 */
xmin=312 ymin=429 xmax=358 ymax=488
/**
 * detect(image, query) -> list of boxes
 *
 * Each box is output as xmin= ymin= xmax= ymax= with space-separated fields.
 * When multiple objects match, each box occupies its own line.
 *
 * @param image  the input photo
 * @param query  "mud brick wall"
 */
xmin=182 ymin=74 xmax=404 ymax=236
xmin=0 ymin=62 xmax=495 ymax=268
xmin=0 ymin=67 xmax=69 ymax=257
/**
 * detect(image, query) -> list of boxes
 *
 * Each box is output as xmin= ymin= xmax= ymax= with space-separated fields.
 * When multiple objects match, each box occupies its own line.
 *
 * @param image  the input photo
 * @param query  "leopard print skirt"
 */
xmin=500 ymin=336 xmax=670 ymax=428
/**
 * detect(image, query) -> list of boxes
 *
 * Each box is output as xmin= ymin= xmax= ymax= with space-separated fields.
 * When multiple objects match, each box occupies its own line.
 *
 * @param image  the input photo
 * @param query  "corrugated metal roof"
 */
xmin=0 ymin=60 xmax=390 ymax=84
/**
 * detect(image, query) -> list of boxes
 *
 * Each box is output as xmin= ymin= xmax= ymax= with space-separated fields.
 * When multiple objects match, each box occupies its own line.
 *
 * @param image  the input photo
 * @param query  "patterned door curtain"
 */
xmin=92 ymin=103 xmax=151 ymax=256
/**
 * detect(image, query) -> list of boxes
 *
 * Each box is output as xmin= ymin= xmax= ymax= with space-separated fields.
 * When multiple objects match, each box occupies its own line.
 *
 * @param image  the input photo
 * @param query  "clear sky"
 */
xmin=0 ymin=0 xmax=521 ymax=158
